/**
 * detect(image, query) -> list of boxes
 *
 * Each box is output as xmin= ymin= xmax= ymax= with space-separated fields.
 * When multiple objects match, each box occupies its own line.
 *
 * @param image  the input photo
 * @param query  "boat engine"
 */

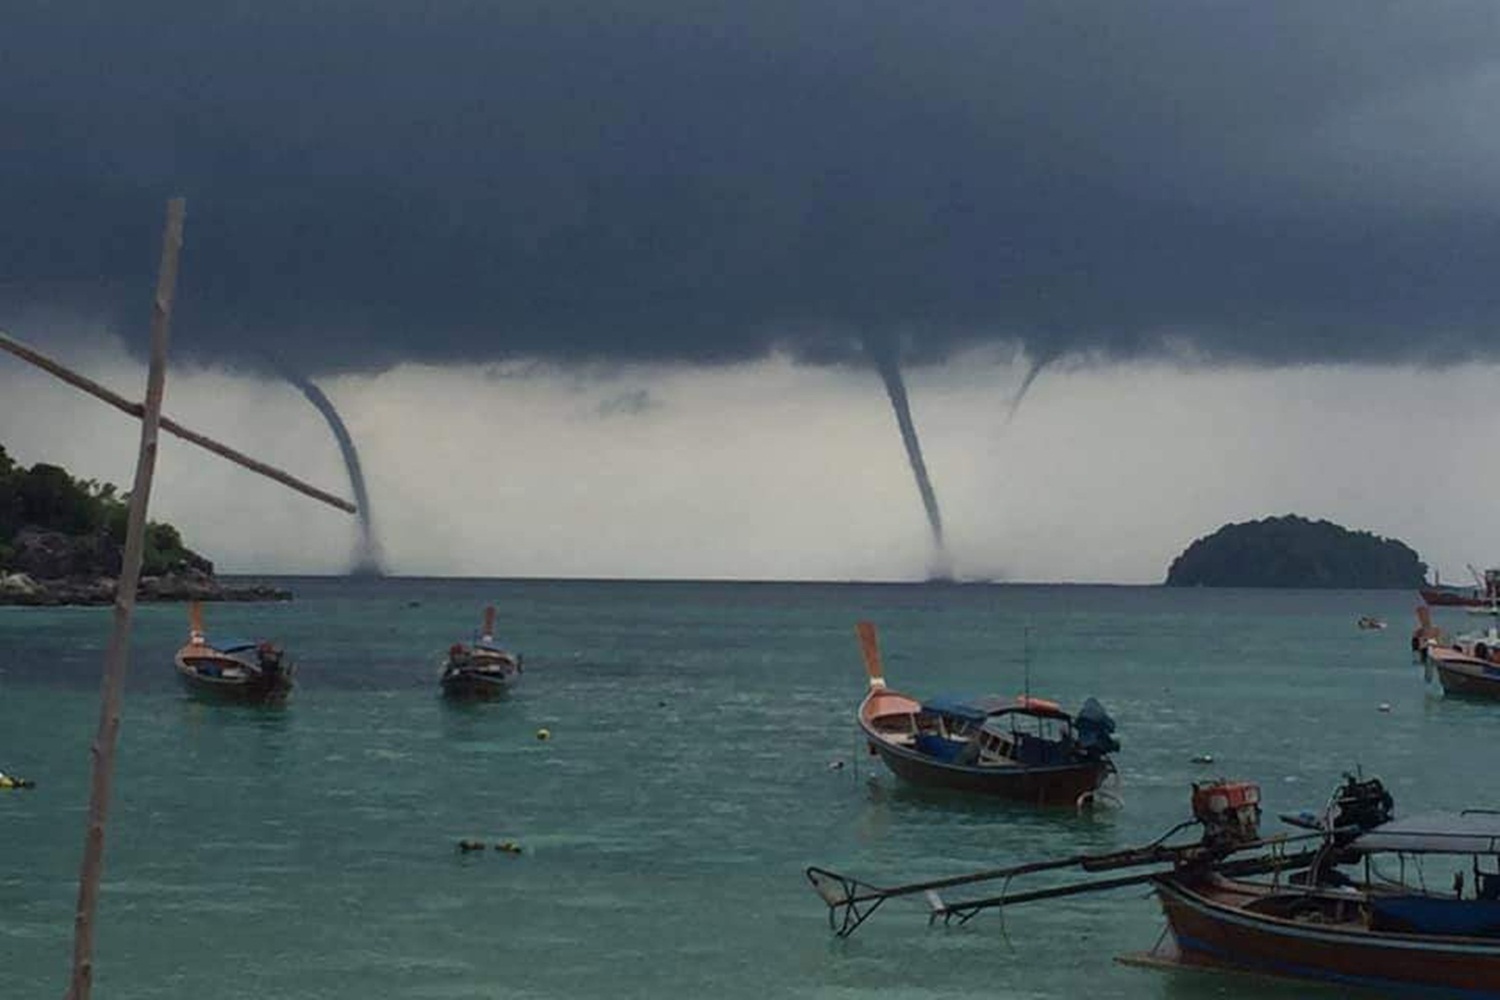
xmin=1074 ymin=698 xmax=1119 ymax=758
xmin=1329 ymin=773 xmax=1394 ymax=833
xmin=1192 ymin=780 xmax=1262 ymax=850
xmin=257 ymin=642 xmax=286 ymax=677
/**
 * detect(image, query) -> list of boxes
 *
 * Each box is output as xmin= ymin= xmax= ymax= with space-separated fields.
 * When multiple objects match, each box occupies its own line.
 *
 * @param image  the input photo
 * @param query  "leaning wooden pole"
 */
xmin=66 ymin=197 xmax=186 ymax=1000
xmin=0 ymin=331 xmax=355 ymax=514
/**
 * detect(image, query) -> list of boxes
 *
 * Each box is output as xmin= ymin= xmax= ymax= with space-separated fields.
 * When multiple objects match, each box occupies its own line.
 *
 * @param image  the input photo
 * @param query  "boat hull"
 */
xmin=860 ymin=719 xmax=1107 ymax=806
xmin=1422 ymin=586 xmax=1492 ymax=608
xmin=441 ymin=666 xmax=519 ymax=700
xmin=174 ymin=659 xmax=293 ymax=704
xmin=1432 ymin=656 xmax=1500 ymax=699
xmin=1155 ymin=876 xmax=1500 ymax=996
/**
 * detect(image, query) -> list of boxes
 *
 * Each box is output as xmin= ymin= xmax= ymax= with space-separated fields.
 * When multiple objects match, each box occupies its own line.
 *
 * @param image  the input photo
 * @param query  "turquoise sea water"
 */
xmin=0 ymin=579 xmax=1491 ymax=999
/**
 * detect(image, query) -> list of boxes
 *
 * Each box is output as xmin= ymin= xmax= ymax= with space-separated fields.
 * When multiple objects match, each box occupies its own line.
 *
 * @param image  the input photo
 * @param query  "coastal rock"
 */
xmin=10 ymin=527 xmax=121 ymax=580
xmin=0 ymin=571 xmax=44 ymax=604
xmin=0 ymin=447 xmax=290 ymax=606
xmin=138 ymin=568 xmax=290 ymax=602
xmin=140 ymin=568 xmax=223 ymax=601
xmin=0 ymin=569 xmax=291 ymax=606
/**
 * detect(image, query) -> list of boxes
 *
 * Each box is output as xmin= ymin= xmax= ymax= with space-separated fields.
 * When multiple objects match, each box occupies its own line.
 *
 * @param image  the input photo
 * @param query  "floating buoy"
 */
xmin=1191 ymin=754 xmax=1214 ymax=765
xmin=1378 ymin=702 xmax=1392 ymax=713
xmin=535 ymin=728 xmax=551 ymax=741
xmin=0 ymin=772 xmax=34 ymax=790
xmin=494 ymin=841 xmax=523 ymax=854
xmin=457 ymin=839 xmax=486 ymax=853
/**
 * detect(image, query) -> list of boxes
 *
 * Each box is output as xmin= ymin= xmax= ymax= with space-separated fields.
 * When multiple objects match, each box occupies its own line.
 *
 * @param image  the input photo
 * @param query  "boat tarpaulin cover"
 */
xmin=920 ymin=696 xmax=989 ymax=723
xmin=1352 ymin=812 xmax=1500 ymax=855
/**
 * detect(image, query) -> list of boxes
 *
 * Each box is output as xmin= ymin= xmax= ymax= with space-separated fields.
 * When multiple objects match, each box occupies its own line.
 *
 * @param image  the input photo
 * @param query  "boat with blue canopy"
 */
xmin=853 ymin=622 xmax=1119 ymax=806
xmin=173 ymin=601 xmax=294 ymax=703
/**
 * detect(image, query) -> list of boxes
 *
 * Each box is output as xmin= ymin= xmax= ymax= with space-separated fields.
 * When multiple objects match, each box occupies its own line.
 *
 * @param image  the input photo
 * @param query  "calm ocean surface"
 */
xmin=0 ymin=578 xmax=1490 ymax=999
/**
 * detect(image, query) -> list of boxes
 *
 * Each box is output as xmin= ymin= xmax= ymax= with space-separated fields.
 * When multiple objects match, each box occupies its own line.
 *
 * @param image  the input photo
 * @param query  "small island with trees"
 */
xmin=0 ymin=443 xmax=288 ymax=605
xmin=1165 ymin=514 xmax=1427 ymax=589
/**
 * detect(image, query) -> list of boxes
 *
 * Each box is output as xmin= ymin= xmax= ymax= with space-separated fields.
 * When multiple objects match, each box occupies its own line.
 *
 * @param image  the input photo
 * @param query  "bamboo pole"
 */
xmin=65 ymin=197 xmax=185 ymax=1000
xmin=0 ymin=330 xmax=355 ymax=514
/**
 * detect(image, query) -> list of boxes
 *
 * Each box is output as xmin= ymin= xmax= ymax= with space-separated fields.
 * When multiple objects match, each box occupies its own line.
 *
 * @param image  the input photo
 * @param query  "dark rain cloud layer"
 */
xmin=6 ymin=1 xmax=1500 ymax=373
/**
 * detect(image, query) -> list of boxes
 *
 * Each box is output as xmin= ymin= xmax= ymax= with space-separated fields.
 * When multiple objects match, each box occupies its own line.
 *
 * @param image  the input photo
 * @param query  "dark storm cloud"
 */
xmin=6 ymin=1 xmax=1500 ymax=372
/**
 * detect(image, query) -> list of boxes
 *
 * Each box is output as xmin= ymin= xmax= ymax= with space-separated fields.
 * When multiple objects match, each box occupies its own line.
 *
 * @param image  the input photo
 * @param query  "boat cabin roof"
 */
xmin=920 ymin=695 xmax=1072 ymax=723
xmin=213 ymin=639 xmax=261 ymax=654
xmin=1351 ymin=811 xmax=1500 ymax=855
xmin=920 ymin=696 xmax=990 ymax=724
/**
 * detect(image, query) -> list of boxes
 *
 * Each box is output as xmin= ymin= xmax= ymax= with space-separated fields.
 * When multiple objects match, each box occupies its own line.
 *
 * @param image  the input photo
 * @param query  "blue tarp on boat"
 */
xmin=1370 ymin=896 xmax=1500 ymax=937
xmin=913 ymin=733 xmax=970 ymax=761
xmin=920 ymin=696 xmax=988 ymax=724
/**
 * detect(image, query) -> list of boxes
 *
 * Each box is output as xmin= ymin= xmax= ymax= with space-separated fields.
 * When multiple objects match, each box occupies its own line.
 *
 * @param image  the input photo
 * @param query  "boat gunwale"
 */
xmin=1156 ymin=873 xmax=1500 ymax=955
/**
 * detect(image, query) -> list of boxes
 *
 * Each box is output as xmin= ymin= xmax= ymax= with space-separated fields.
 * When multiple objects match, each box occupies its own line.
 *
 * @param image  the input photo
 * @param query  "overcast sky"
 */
xmin=4 ymin=3 xmax=1500 ymax=580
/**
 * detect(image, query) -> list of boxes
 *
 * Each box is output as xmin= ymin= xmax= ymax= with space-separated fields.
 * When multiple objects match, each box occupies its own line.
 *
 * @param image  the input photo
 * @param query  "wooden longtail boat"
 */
xmin=440 ymin=606 xmax=522 ymax=699
xmin=1414 ymin=607 xmax=1500 ymax=699
xmin=1423 ymin=566 xmax=1500 ymax=608
xmin=811 ymin=773 xmax=1500 ymax=995
xmin=1139 ymin=806 xmax=1500 ymax=994
xmin=853 ymin=622 xmax=1118 ymax=806
xmin=173 ymin=601 xmax=294 ymax=703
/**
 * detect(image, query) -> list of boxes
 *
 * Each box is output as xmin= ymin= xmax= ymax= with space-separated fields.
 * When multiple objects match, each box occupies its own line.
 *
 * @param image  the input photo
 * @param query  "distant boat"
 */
xmin=173 ymin=601 xmax=294 ymax=703
xmin=1424 ymin=629 xmax=1500 ymax=699
xmin=853 ymin=622 xmax=1118 ymax=806
xmin=1421 ymin=565 xmax=1500 ymax=608
xmin=1356 ymin=616 xmax=1386 ymax=631
xmin=1414 ymin=607 xmax=1500 ymax=698
xmin=440 ymin=606 xmax=522 ymax=699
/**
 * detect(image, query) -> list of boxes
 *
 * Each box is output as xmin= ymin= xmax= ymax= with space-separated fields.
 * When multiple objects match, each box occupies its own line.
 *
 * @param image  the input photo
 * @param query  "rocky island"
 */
xmin=0 ymin=444 xmax=289 ymax=606
xmin=1165 ymin=514 xmax=1426 ymax=589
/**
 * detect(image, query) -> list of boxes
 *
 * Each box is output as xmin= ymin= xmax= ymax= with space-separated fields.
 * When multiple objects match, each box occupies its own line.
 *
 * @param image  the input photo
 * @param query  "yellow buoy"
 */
xmin=535 ymin=728 xmax=551 ymax=741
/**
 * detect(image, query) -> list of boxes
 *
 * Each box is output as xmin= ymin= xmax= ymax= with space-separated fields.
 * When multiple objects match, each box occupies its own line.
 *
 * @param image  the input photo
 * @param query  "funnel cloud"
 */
xmin=865 ymin=335 xmax=946 ymax=563
xmin=277 ymin=369 xmax=383 ymax=576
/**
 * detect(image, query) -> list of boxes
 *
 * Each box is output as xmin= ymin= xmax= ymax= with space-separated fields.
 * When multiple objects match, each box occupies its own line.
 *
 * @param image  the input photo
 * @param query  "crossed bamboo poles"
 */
xmin=0 ymin=198 xmax=355 ymax=1000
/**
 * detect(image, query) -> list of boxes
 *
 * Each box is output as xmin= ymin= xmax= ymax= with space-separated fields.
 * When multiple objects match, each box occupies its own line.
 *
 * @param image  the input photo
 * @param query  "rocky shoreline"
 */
xmin=0 ymin=526 xmax=290 ymax=606
xmin=0 ymin=569 xmax=291 ymax=606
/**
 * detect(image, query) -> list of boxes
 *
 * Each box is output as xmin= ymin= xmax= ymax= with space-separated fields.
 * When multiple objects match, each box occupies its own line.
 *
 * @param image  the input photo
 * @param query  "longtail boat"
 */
xmin=440 ymin=606 xmax=522 ymax=699
xmin=173 ymin=601 xmax=294 ymax=703
xmin=809 ymin=774 xmax=1500 ymax=995
xmin=1414 ymin=606 xmax=1500 ymax=699
xmin=1422 ymin=566 xmax=1500 ymax=608
xmin=853 ymin=621 xmax=1118 ymax=806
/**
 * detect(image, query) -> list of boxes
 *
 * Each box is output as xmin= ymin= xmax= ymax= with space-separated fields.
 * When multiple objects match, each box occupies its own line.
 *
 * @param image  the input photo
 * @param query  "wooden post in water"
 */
xmin=65 ymin=197 xmax=186 ymax=1000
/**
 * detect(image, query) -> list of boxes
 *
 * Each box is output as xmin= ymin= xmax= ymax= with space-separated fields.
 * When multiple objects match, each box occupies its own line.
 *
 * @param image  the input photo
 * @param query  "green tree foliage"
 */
xmin=1166 ymin=515 xmax=1427 ymax=589
xmin=0 ymin=444 xmax=197 ymax=574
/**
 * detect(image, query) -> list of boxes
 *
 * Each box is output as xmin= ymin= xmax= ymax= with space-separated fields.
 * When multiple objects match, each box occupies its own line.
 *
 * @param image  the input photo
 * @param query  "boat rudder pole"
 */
xmin=482 ymin=605 xmax=496 ymax=642
xmin=855 ymin=621 xmax=885 ymax=688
